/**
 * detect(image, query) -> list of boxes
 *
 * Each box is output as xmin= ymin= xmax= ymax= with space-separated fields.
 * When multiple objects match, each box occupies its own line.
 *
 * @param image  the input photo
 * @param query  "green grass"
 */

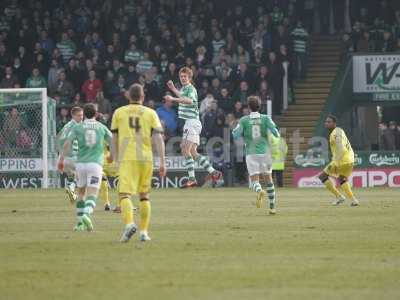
xmin=0 ymin=188 xmax=399 ymax=300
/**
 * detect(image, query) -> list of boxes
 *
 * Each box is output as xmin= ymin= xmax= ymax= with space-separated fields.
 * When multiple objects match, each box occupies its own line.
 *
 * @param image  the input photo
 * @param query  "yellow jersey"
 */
xmin=329 ymin=127 xmax=354 ymax=165
xmin=111 ymin=104 xmax=163 ymax=162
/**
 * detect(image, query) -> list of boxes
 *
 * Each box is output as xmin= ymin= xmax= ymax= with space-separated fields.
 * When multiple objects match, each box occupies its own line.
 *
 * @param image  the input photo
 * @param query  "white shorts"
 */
xmin=75 ymin=163 xmax=103 ymax=189
xmin=64 ymin=157 xmax=76 ymax=176
xmin=246 ymin=154 xmax=272 ymax=176
xmin=182 ymin=119 xmax=202 ymax=145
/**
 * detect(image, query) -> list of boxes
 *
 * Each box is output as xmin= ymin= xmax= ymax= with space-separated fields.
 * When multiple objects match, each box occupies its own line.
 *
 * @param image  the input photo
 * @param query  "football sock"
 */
xmin=99 ymin=176 xmax=110 ymax=206
xmin=341 ymin=182 xmax=355 ymax=200
xmin=139 ymin=200 xmax=151 ymax=233
xmin=185 ymin=156 xmax=196 ymax=181
xmin=120 ymin=197 xmax=134 ymax=225
xmin=324 ymin=180 xmax=342 ymax=198
xmin=76 ymin=199 xmax=85 ymax=222
xmin=195 ymin=155 xmax=215 ymax=174
xmin=266 ymin=183 xmax=276 ymax=209
xmin=251 ymin=181 xmax=262 ymax=193
xmin=84 ymin=195 xmax=96 ymax=215
xmin=66 ymin=175 xmax=76 ymax=192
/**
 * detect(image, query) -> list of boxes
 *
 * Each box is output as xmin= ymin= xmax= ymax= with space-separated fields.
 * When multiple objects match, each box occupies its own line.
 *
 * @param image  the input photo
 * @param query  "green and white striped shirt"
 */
xmin=58 ymin=120 xmax=79 ymax=160
xmin=178 ymin=84 xmax=199 ymax=120
xmin=291 ymin=27 xmax=309 ymax=53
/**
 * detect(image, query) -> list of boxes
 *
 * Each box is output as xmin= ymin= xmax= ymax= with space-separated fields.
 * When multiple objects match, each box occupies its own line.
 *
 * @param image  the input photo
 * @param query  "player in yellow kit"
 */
xmin=99 ymin=145 xmax=119 ymax=211
xmin=318 ymin=115 xmax=359 ymax=206
xmin=111 ymin=83 xmax=166 ymax=243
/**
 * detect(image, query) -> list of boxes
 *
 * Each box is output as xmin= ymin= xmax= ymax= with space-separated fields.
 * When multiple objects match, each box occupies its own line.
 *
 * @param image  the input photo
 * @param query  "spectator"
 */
xmin=233 ymin=101 xmax=244 ymax=119
xmin=3 ymin=107 xmax=23 ymax=147
xmin=378 ymin=122 xmax=396 ymax=150
xmin=136 ymin=52 xmax=153 ymax=75
xmin=357 ymin=31 xmax=375 ymax=53
xmin=47 ymin=59 xmax=63 ymax=92
xmin=291 ymin=21 xmax=309 ymax=79
xmin=257 ymin=80 xmax=274 ymax=115
xmin=57 ymin=107 xmax=70 ymax=132
xmin=233 ymin=81 xmax=250 ymax=105
xmin=389 ymin=121 xmax=400 ymax=150
xmin=124 ymin=43 xmax=143 ymax=63
xmin=156 ymin=98 xmax=178 ymax=137
xmin=200 ymin=93 xmax=216 ymax=116
xmin=65 ymin=59 xmax=84 ymax=92
xmin=16 ymin=129 xmax=32 ymax=148
xmin=125 ymin=63 xmax=139 ymax=86
xmin=95 ymin=91 xmax=112 ymax=125
xmin=56 ymin=32 xmax=76 ymax=64
xmin=341 ymin=33 xmax=355 ymax=61
xmin=378 ymin=31 xmax=395 ymax=52
xmin=0 ymin=66 xmax=18 ymax=88
xmin=25 ymin=67 xmax=47 ymax=88
xmin=267 ymin=52 xmax=284 ymax=115
xmin=81 ymin=70 xmax=103 ymax=102
xmin=202 ymin=101 xmax=220 ymax=139
xmin=50 ymin=71 xmax=75 ymax=104
xmin=217 ymin=88 xmax=235 ymax=113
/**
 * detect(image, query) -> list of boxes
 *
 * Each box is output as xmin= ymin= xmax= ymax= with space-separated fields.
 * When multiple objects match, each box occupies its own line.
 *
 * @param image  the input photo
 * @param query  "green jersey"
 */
xmin=232 ymin=112 xmax=279 ymax=155
xmin=67 ymin=119 xmax=112 ymax=166
xmin=178 ymin=84 xmax=199 ymax=120
xmin=58 ymin=120 xmax=79 ymax=160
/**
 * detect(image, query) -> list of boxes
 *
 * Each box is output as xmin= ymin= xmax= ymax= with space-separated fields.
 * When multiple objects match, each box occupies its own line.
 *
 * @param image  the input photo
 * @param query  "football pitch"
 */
xmin=0 ymin=188 xmax=399 ymax=300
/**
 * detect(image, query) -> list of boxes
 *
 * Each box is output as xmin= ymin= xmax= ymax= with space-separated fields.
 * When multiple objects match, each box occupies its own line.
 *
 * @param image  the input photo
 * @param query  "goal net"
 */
xmin=0 ymin=88 xmax=58 ymax=189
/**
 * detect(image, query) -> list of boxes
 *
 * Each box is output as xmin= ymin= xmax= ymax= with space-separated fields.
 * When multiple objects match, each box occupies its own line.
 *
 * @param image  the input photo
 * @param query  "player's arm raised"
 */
xmin=164 ymin=80 xmax=193 ymax=104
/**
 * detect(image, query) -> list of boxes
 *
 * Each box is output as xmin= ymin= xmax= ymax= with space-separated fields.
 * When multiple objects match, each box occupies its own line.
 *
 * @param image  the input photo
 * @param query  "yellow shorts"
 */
xmin=118 ymin=160 xmax=153 ymax=195
xmin=324 ymin=162 xmax=353 ymax=178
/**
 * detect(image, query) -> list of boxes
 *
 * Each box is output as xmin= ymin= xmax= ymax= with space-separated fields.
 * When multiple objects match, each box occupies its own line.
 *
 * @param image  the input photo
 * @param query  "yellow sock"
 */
xmin=341 ymin=182 xmax=355 ymax=200
xmin=99 ymin=178 xmax=110 ymax=206
xmin=324 ymin=180 xmax=341 ymax=198
xmin=139 ymin=200 xmax=151 ymax=232
xmin=120 ymin=197 xmax=134 ymax=225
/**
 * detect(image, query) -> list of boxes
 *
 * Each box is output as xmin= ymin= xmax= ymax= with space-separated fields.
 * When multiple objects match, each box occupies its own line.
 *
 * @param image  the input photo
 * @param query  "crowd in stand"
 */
xmin=0 ymin=0 xmax=312 ymax=147
xmin=341 ymin=0 xmax=400 ymax=59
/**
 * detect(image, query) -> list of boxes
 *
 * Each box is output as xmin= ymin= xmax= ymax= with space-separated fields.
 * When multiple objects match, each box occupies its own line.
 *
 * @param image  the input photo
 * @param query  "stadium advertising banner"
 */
xmin=293 ymin=151 xmax=400 ymax=188
xmin=0 ymin=156 xmax=209 ymax=189
xmin=353 ymin=55 xmax=400 ymax=101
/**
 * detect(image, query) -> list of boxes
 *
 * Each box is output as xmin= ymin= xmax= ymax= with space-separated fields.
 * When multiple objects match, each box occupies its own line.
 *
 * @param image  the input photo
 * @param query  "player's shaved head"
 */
xmin=325 ymin=114 xmax=337 ymax=130
xmin=127 ymin=83 xmax=144 ymax=103
xmin=71 ymin=106 xmax=83 ymax=116
xmin=326 ymin=114 xmax=337 ymax=123
xmin=247 ymin=96 xmax=261 ymax=112
xmin=83 ymin=103 xmax=97 ymax=119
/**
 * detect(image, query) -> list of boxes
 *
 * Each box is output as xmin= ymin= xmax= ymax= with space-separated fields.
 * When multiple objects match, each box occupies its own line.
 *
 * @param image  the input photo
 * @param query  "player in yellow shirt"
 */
xmin=318 ymin=115 xmax=359 ymax=206
xmin=99 ymin=144 xmax=119 ymax=211
xmin=111 ymin=83 xmax=166 ymax=242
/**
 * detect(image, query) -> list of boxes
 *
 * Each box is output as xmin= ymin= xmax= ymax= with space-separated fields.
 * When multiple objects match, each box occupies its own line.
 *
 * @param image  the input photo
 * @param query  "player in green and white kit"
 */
xmin=57 ymin=106 xmax=83 ymax=203
xmin=165 ymin=67 xmax=222 ymax=188
xmin=232 ymin=96 xmax=280 ymax=214
xmin=59 ymin=104 xmax=113 ymax=231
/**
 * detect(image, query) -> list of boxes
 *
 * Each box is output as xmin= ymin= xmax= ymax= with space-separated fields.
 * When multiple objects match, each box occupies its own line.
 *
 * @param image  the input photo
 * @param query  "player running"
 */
xmin=318 ymin=115 xmax=359 ymax=206
xmin=111 ymin=83 xmax=166 ymax=243
xmin=164 ymin=67 xmax=222 ymax=188
xmin=58 ymin=104 xmax=113 ymax=231
xmin=57 ymin=106 xmax=83 ymax=204
xmin=232 ymin=96 xmax=280 ymax=214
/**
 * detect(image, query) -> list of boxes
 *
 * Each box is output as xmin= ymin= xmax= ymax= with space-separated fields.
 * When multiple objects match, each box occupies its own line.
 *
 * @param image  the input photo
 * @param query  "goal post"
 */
xmin=0 ymin=88 xmax=58 ymax=189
